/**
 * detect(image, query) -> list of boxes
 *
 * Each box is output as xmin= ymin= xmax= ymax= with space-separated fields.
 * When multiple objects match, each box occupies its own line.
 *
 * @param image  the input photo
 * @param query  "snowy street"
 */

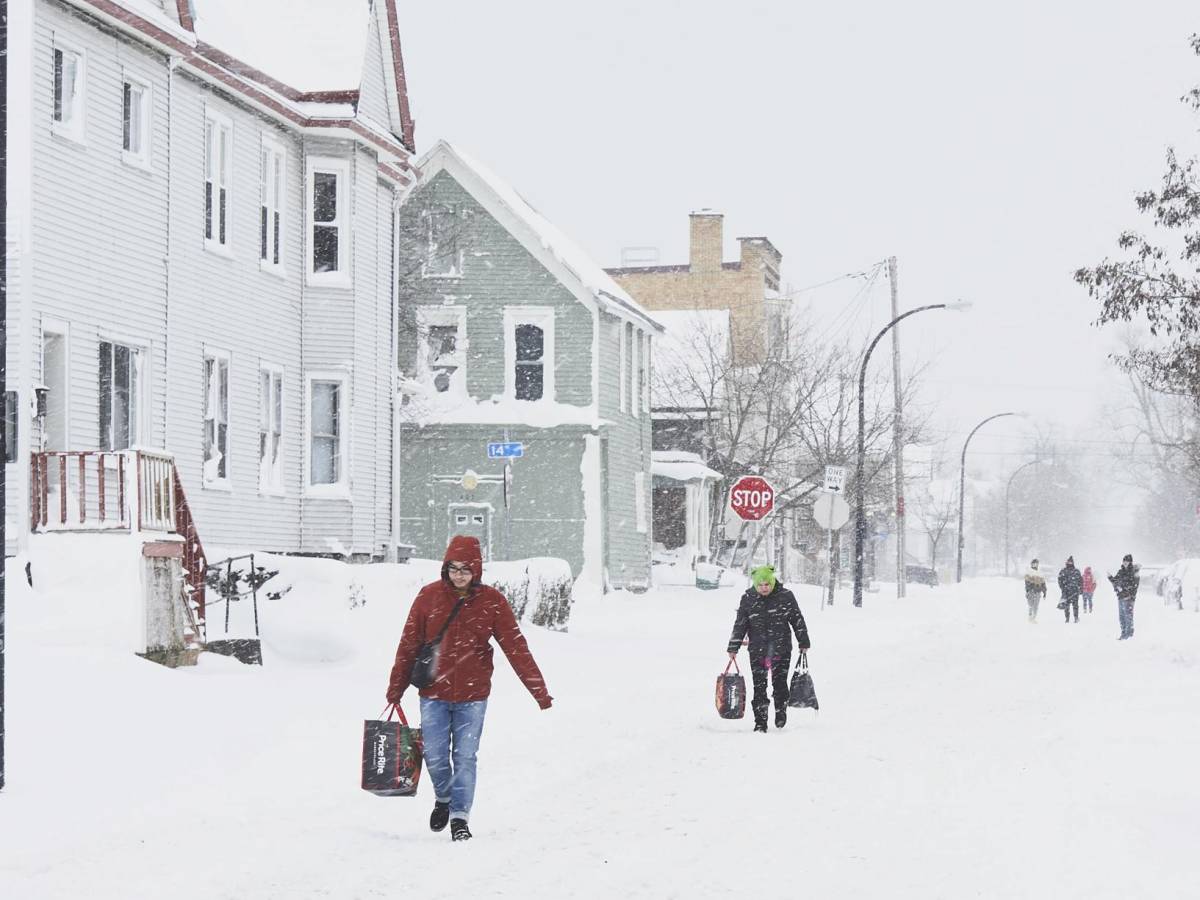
xmin=3 ymin=548 xmax=1198 ymax=899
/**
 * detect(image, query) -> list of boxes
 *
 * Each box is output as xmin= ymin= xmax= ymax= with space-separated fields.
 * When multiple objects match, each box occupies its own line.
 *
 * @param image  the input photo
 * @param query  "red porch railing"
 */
xmin=30 ymin=449 xmax=208 ymax=638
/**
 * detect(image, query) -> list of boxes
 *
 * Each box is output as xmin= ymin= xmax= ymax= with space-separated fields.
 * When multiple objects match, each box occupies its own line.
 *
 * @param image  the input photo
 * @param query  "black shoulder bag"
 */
xmin=410 ymin=596 xmax=467 ymax=690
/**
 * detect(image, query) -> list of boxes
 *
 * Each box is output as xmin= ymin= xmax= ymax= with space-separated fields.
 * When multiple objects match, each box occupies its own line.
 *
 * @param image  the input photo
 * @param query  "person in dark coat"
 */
xmin=1058 ymin=556 xmax=1083 ymax=623
xmin=1108 ymin=553 xmax=1140 ymax=640
xmin=727 ymin=565 xmax=810 ymax=733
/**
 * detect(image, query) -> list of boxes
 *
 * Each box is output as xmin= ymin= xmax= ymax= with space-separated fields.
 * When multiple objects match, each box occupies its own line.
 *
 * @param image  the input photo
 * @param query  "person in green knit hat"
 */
xmin=727 ymin=564 xmax=811 ymax=732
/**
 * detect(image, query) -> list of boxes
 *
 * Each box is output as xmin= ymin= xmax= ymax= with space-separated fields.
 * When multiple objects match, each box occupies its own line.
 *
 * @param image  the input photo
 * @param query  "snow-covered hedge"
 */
xmin=487 ymin=557 xmax=575 ymax=632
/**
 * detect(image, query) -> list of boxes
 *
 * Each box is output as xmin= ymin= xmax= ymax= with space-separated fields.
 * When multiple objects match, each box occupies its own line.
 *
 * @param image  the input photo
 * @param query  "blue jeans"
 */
xmin=1118 ymin=598 xmax=1135 ymax=638
xmin=419 ymin=697 xmax=488 ymax=821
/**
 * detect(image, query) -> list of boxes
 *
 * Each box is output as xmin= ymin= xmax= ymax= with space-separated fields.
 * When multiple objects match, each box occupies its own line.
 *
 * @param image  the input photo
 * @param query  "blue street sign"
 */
xmin=487 ymin=441 xmax=524 ymax=459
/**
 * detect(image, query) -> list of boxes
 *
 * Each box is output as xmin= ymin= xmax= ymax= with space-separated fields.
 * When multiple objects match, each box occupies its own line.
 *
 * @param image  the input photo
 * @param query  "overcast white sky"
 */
xmin=396 ymin=1 xmax=1199 ymax=490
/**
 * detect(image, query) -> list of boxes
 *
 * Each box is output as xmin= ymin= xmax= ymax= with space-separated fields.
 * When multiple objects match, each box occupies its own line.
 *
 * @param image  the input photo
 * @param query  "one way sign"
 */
xmin=823 ymin=465 xmax=846 ymax=494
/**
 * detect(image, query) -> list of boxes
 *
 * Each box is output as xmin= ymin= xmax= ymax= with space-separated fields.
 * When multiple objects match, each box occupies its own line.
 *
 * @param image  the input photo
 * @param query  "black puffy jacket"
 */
xmin=1058 ymin=565 xmax=1083 ymax=599
xmin=727 ymin=583 xmax=810 ymax=661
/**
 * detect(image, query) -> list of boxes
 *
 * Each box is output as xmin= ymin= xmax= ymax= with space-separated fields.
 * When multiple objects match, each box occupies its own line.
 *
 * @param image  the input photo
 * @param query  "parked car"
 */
xmin=906 ymin=564 xmax=939 ymax=586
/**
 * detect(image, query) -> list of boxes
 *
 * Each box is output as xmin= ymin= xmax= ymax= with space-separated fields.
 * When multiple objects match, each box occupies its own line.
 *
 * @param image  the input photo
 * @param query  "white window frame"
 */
xmin=202 ymin=347 xmax=232 ymax=490
xmin=51 ymin=38 xmax=86 ymax=144
xmin=258 ymin=364 xmax=284 ymax=495
xmin=121 ymin=71 xmax=152 ymax=169
xmin=305 ymin=370 xmax=350 ymax=498
xmin=97 ymin=335 xmax=148 ymax=451
xmin=204 ymin=107 xmax=233 ymax=254
xmin=41 ymin=317 xmax=72 ymax=451
xmin=415 ymin=306 xmax=467 ymax=396
xmin=631 ymin=326 xmax=641 ymax=418
xmin=503 ymin=307 xmax=555 ymax=403
xmin=634 ymin=471 xmax=647 ymax=533
xmin=259 ymin=135 xmax=286 ymax=275
xmin=617 ymin=320 xmax=627 ymax=413
xmin=306 ymin=156 xmax=351 ymax=287
xmin=421 ymin=205 xmax=464 ymax=278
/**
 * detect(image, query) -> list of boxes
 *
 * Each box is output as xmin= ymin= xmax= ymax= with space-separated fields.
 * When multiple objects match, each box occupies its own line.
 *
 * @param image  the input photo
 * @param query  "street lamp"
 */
xmin=955 ymin=411 xmax=1021 ymax=583
xmin=853 ymin=301 xmax=970 ymax=607
xmin=1004 ymin=457 xmax=1046 ymax=576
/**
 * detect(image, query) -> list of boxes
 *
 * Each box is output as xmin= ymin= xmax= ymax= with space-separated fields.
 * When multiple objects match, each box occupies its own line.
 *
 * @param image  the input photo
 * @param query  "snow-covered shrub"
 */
xmin=486 ymin=558 xmax=574 ymax=631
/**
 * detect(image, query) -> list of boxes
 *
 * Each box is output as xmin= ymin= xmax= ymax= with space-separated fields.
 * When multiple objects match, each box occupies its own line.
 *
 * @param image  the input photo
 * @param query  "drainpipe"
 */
xmin=163 ymin=55 xmax=176 ymax=452
xmin=389 ymin=190 xmax=402 ymax=559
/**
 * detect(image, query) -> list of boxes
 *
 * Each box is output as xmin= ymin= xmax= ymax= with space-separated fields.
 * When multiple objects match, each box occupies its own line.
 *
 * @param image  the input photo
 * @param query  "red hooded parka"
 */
xmin=386 ymin=535 xmax=552 ymax=708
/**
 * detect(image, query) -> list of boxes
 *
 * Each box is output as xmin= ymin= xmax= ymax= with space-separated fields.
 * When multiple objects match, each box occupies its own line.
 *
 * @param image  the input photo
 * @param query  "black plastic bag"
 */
xmin=716 ymin=659 xmax=746 ymax=719
xmin=788 ymin=651 xmax=819 ymax=710
xmin=361 ymin=704 xmax=423 ymax=797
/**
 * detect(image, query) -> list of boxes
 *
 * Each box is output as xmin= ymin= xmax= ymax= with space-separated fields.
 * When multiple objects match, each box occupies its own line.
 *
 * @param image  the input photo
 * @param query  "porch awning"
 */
xmin=651 ymin=451 xmax=722 ymax=483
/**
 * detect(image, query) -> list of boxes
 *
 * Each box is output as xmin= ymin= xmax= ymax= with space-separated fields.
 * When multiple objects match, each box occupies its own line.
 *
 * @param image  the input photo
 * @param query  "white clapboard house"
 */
xmin=4 ymin=0 xmax=417 ymax=641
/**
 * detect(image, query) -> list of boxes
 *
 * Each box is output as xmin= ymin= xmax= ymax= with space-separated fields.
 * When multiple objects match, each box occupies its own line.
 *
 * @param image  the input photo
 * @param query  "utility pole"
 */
xmin=888 ymin=257 xmax=907 ymax=599
xmin=2 ymin=0 xmax=10 ymax=792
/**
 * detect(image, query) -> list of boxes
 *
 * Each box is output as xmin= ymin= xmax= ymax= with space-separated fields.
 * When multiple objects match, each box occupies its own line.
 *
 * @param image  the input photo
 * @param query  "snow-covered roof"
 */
xmin=192 ymin=0 xmax=371 ymax=93
xmin=652 ymin=451 xmax=723 ymax=483
xmin=416 ymin=141 xmax=664 ymax=334
xmin=651 ymin=309 xmax=731 ymax=410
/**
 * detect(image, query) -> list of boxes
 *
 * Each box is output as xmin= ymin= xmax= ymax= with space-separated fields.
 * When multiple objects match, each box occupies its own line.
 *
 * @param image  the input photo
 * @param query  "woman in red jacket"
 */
xmin=386 ymin=535 xmax=553 ymax=842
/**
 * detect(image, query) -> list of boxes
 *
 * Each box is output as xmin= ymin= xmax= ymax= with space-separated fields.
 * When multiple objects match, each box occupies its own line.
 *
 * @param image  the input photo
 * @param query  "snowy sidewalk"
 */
xmin=2 ymin=564 xmax=1199 ymax=899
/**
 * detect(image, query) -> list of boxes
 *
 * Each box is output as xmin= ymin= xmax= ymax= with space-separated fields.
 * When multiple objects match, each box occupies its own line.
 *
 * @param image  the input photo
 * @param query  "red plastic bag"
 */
xmin=361 ymin=704 xmax=423 ymax=797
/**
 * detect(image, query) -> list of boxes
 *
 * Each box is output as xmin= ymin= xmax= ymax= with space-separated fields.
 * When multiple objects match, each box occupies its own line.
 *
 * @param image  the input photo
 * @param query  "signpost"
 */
xmin=487 ymin=441 xmax=524 ymax=460
xmin=813 ymin=491 xmax=851 ymax=608
xmin=729 ymin=475 xmax=775 ymax=521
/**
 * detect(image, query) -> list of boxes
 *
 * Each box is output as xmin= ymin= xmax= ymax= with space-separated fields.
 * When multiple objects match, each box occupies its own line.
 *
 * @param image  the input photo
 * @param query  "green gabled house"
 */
xmin=395 ymin=141 xmax=663 ymax=591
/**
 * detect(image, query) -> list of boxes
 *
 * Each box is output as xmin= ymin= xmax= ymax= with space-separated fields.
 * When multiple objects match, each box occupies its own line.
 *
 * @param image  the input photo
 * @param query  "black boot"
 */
xmin=450 ymin=818 xmax=472 ymax=842
xmin=753 ymin=719 xmax=768 ymax=733
xmin=775 ymin=708 xmax=787 ymax=729
xmin=430 ymin=800 xmax=450 ymax=832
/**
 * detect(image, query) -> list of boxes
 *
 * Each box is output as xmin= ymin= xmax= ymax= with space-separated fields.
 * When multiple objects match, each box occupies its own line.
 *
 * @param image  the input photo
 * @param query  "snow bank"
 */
xmin=488 ymin=557 xmax=574 ymax=632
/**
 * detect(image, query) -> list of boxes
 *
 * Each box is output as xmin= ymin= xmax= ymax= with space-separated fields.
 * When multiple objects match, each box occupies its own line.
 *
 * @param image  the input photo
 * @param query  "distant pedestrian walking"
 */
xmin=1108 ymin=553 xmax=1140 ymax=640
xmin=1058 ymin=556 xmax=1083 ymax=623
xmin=1024 ymin=559 xmax=1047 ymax=623
xmin=1081 ymin=566 xmax=1097 ymax=614
xmin=727 ymin=565 xmax=810 ymax=733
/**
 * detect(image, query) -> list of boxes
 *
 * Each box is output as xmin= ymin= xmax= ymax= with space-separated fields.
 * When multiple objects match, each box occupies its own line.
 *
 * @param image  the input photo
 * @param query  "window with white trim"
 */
xmin=4 ymin=392 xmax=18 ymax=464
xmin=504 ymin=308 xmax=555 ymax=402
xmin=259 ymin=366 xmax=283 ymax=492
xmin=307 ymin=373 xmax=348 ymax=491
xmin=98 ymin=341 xmax=143 ymax=451
xmin=204 ymin=110 xmax=232 ymax=250
xmin=51 ymin=42 xmax=85 ymax=141
xmin=121 ymin=75 xmax=150 ymax=165
xmin=416 ymin=307 xmax=466 ymax=394
xmin=618 ymin=321 xmax=627 ymax=413
xmin=260 ymin=138 xmax=284 ymax=270
xmin=422 ymin=205 xmax=463 ymax=277
xmin=307 ymin=157 xmax=350 ymax=282
xmin=631 ymin=327 xmax=641 ymax=418
xmin=202 ymin=350 xmax=231 ymax=485
xmin=634 ymin=472 xmax=647 ymax=533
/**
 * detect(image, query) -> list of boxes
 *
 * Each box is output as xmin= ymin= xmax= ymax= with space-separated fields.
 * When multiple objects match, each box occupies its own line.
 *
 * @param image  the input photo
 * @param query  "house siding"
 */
xmin=358 ymin=13 xmax=391 ymax=130
xmin=396 ymin=161 xmax=655 ymax=586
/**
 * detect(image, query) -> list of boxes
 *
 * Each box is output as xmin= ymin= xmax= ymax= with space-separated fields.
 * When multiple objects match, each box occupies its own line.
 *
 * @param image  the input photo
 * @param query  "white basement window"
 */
xmin=202 ymin=349 xmax=231 ymax=487
xmin=259 ymin=366 xmax=284 ymax=493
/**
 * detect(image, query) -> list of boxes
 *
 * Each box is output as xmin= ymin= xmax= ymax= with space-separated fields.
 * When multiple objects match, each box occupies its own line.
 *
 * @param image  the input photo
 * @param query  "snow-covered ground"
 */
xmin=3 ymin=547 xmax=1199 ymax=899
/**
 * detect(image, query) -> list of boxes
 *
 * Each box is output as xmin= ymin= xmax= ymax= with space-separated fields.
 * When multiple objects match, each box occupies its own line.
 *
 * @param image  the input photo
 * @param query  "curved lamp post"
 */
xmin=852 ymin=301 xmax=970 ymax=607
xmin=1004 ymin=458 xmax=1045 ymax=577
xmin=955 ymin=411 xmax=1021 ymax=583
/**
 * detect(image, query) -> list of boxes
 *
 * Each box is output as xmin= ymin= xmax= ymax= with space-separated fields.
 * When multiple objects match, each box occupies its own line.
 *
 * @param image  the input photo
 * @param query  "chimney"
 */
xmin=689 ymin=210 xmax=723 ymax=274
xmin=738 ymin=236 xmax=783 ymax=291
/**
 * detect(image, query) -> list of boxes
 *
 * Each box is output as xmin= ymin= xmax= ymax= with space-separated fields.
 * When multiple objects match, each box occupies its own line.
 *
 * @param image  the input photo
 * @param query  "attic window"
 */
xmin=423 ymin=206 xmax=463 ymax=277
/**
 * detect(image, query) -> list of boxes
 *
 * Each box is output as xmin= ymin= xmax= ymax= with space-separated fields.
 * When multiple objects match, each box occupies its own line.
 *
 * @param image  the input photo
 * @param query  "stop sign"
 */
xmin=729 ymin=475 xmax=775 ymax=521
